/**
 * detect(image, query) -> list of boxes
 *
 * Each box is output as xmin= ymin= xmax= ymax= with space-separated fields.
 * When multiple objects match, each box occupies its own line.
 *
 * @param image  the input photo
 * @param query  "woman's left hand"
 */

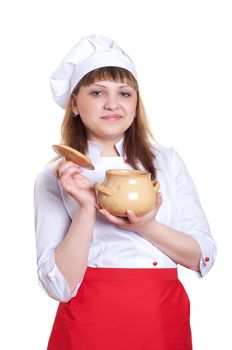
xmin=97 ymin=193 xmax=162 ymax=234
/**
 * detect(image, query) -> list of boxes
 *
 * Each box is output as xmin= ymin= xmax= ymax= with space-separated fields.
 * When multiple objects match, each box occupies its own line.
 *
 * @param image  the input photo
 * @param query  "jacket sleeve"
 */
xmin=171 ymin=148 xmax=217 ymax=277
xmin=34 ymin=166 xmax=80 ymax=302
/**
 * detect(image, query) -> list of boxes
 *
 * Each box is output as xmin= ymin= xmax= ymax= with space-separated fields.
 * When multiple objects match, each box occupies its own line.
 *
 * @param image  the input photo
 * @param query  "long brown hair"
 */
xmin=60 ymin=67 xmax=157 ymax=179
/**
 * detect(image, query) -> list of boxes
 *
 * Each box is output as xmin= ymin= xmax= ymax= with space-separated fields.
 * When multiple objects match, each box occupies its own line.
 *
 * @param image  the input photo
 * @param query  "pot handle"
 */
xmin=152 ymin=180 xmax=160 ymax=192
xmin=95 ymin=183 xmax=113 ymax=196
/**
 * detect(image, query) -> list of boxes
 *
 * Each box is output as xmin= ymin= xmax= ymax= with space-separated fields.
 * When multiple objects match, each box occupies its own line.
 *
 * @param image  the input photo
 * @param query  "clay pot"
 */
xmin=95 ymin=169 xmax=160 ymax=217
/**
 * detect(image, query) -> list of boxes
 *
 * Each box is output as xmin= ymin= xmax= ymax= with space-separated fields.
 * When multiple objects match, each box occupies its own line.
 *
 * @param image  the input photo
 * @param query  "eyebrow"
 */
xmin=90 ymin=83 xmax=132 ymax=89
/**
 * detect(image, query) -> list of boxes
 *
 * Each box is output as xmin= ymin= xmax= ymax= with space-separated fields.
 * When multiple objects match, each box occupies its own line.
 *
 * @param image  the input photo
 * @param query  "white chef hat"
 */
xmin=49 ymin=35 xmax=137 ymax=109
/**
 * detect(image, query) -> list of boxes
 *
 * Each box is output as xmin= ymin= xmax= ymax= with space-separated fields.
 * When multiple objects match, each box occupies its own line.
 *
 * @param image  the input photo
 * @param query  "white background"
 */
xmin=0 ymin=0 xmax=231 ymax=349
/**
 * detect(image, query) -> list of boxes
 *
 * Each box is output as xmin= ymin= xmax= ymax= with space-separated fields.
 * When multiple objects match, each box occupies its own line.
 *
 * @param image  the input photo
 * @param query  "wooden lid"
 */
xmin=52 ymin=144 xmax=95 ymax=170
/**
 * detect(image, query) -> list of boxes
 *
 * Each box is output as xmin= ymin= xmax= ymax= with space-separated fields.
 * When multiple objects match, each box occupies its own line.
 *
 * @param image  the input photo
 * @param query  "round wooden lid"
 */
xmin=52 ymin=144 xmax=95 ymax=170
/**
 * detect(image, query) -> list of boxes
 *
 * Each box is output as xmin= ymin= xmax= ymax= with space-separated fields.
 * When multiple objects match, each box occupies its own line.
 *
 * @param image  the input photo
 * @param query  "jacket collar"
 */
xmin=86 ymin=138 xmax=124 ymax=158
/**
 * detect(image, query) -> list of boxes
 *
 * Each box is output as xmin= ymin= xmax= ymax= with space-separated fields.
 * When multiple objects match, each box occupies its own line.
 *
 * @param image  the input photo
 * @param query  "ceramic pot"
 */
xmin=95 ymin=169 xmax=160 ymax=217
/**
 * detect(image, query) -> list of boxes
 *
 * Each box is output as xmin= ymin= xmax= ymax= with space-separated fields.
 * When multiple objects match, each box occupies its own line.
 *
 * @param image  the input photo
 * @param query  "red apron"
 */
xmin=47 ymin=267 xmax=192 ymax=350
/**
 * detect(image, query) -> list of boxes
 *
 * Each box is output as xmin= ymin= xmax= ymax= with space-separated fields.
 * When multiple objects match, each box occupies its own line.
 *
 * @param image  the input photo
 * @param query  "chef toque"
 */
xmin=49 ymin=35 xmax=137 ymax=109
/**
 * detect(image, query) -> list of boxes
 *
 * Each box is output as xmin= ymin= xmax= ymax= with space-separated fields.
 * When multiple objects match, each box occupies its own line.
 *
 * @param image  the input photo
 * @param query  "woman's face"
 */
xmin=72 ymin=80 xmax=137 ymax=144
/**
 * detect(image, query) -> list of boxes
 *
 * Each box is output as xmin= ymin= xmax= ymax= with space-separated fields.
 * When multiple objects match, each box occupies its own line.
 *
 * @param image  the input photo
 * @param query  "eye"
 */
xmin=91 ymin=90 xmax=103 ymax=96
xmin=120 ymin=91 xmax=131 ymax=97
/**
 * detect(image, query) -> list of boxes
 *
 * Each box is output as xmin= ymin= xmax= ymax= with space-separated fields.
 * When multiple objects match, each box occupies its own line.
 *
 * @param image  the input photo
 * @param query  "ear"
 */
xmin=71 ymin=94 xmax=79 ymax=115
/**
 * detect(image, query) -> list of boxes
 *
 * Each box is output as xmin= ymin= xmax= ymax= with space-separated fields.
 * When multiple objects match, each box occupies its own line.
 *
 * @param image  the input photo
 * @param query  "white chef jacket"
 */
xmin=34 ymin=139 xmax=216 ymax=302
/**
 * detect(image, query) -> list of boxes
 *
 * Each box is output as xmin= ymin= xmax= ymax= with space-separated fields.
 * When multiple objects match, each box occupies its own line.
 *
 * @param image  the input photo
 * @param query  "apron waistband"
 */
xmin=84 ymin=267 xmax=178 ymax=281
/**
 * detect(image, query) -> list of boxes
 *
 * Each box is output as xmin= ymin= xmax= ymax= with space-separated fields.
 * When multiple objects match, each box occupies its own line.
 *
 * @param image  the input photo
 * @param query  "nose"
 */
xmin=103 ymin=94 xmax=119 ymax=110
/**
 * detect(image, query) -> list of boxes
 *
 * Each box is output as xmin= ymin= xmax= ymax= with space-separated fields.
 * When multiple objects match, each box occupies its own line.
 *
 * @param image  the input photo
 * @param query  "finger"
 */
xmin=53 ymin=157 xmax=66 ymax=177
xmin=98 ymin=209 xmax=127 ymax=225
xmin=58 ymin=160 xmax=82 ymax=173
xmin=126 ymin=210 xmax=139 ymax=224
xmin=62 ymin=166 xmax=82 ymax=176
xmin=58 ymin=168 xmax=83 ymax=183
xmin=57 ymin=163 xmax=83 ymax=179
xmin=156 ymin=192 xmax=163 ymax=208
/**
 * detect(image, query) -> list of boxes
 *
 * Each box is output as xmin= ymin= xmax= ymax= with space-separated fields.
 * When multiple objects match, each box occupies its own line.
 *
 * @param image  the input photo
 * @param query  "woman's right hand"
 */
xmin=55 ymin=158 xmax=96 ymax=208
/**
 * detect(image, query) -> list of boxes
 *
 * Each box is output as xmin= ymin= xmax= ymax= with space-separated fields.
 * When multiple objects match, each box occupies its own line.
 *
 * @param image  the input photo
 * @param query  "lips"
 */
xmin=101 ymin=114 xmax=122 ymax=121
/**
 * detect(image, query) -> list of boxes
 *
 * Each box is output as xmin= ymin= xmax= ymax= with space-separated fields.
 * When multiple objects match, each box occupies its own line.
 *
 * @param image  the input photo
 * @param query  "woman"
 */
xmin=34 ymin=35 xmax=216 ymax=349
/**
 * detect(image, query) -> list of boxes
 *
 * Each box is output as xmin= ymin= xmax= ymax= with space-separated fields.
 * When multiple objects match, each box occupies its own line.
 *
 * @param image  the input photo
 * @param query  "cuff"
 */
xmin=38 ymin=254 xmax=81 ymax=302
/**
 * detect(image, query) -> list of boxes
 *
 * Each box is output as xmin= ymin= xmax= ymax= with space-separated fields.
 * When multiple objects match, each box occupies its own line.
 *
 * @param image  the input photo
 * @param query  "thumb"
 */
xmin=126 ymin=210 xmax=138 ymax=224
